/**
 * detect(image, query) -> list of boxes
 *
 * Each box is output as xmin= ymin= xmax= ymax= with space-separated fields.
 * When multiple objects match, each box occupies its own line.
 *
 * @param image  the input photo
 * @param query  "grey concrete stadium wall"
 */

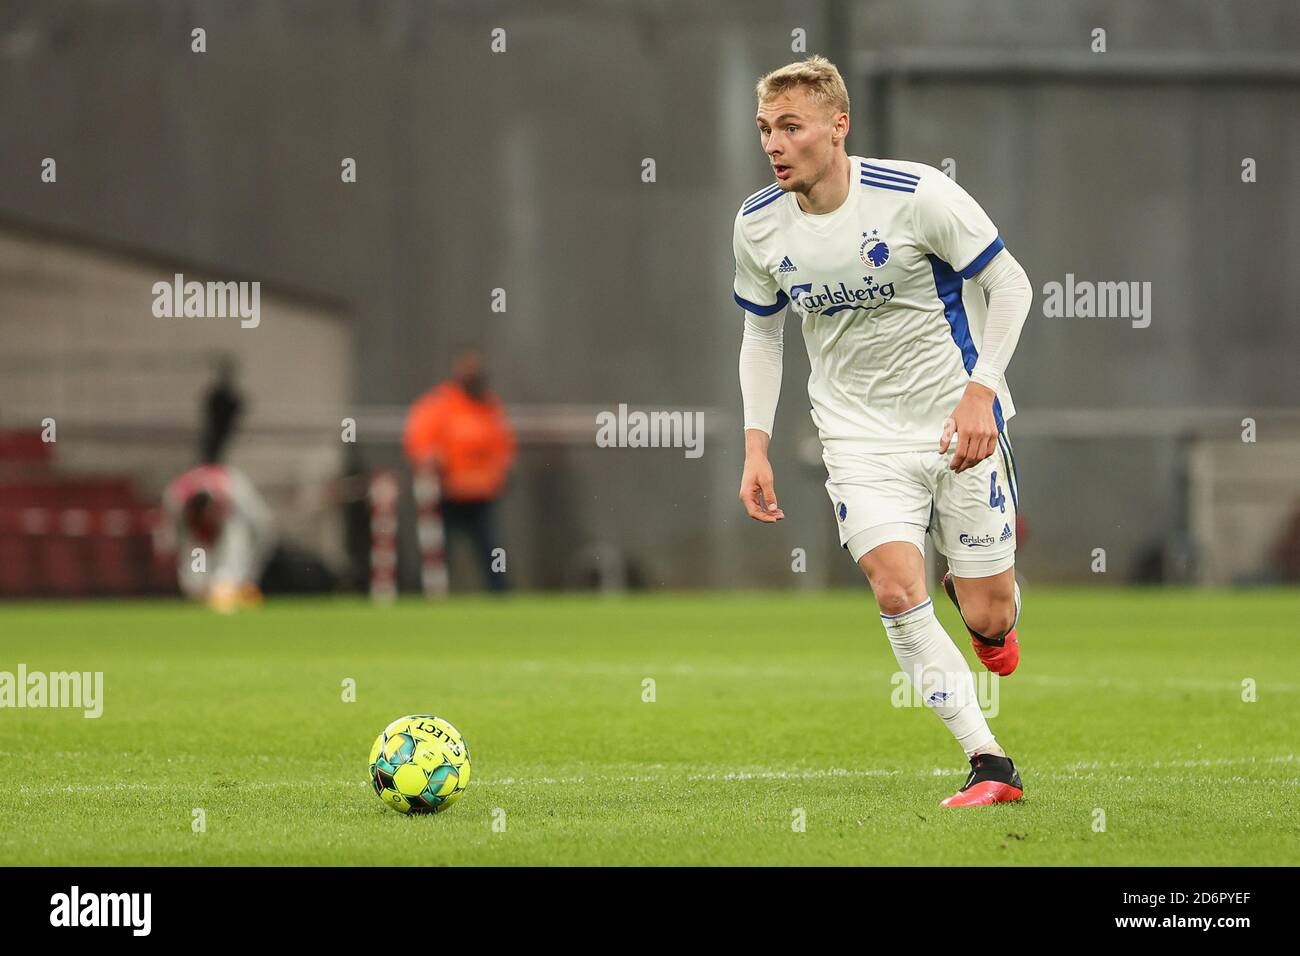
xmin=0 ymin=0 xmax=1295 ymax=588
xmin=0 ymin=225 xmax=355 ymax=569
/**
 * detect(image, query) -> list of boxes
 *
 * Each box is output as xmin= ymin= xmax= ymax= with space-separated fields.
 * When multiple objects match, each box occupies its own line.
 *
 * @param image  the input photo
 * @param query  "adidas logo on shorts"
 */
xmin=1000 ymin=523 xmax=1013 ymax=542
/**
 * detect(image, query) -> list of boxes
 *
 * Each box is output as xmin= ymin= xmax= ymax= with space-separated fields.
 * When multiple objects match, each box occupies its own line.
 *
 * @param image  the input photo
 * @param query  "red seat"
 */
xmin=39 ymin=536 xmax=87 ymax=596
xmin=1 ymin=475 xmax=174 ymax=597
xmin=0 ymin=535 xmax=35 ymax=596
xmin=0 ymin=431 xmax=52 ymax=465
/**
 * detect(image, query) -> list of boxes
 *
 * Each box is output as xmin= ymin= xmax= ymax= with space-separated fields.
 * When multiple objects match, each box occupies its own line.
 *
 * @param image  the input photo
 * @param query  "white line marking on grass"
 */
xmin=1015 ymin=674 xmax=1300 ymax=693
xmin=8 ymin=755 xmax=1297 ymax=796
xmin=477 ymin=755 xmax=1300 ymax=787
xmin=479 ymin=754 xmax=1300 ymax=787
xmin=493 ymin=661 xmax=1300 ymax=693
xmin=7 ymin=780 xmax=367 ymax=795
xmin=1045 ymin=773 xmax=1300 ymax=787
xmin=1061 ymin=754 xmax=1298 ymax=771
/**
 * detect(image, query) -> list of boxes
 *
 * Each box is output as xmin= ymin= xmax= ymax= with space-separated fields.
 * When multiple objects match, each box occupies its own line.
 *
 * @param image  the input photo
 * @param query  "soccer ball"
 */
xmin=368 ymin=714 xmax=471 ymax=814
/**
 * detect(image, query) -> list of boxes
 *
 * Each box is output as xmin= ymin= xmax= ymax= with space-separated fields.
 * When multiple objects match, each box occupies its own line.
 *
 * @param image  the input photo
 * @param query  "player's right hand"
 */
xmin=739 ymin=457 xmax=784 ymax=522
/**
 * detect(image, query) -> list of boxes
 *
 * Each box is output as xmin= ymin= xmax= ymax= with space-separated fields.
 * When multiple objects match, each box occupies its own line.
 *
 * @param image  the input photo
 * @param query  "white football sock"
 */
xmin=880 ymin=598 xmax=996 ymax=756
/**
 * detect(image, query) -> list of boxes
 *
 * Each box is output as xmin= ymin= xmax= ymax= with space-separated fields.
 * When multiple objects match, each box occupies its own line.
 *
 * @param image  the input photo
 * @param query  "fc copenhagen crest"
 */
xmin=860 ymin=229 xmax=889 ymax=268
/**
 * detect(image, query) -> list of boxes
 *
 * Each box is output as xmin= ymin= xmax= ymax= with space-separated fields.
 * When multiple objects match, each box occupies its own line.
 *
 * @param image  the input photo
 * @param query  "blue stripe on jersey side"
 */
xmin=998 ymin=439 xmax=1019 ymax=515
xmin=743 ymin=184 xmax=781 ymax=211
xmin=927 ymin=254 xmax=1005 ymax=435
xmin=997 ymin=436 xmax=1019 ymax=512
xmin=997 ymin=434 xmax=1014 ymax=498
xmin=860 ymin=178 xmax=917 ymax=194
xmin=1001 ymin=433 xmax=1020 ymax=488
xmin=742 ymin=189 xmax=785 ymax=215
xmin=860 ymin=161 xmax=920 ymax=182
xmin=997 ymin=443 xmax=1018 ymax=512
xmin=998 ymin=433 xmax=1020 ymax=505
xmin=959 ymin=235 xmax=1006 ymax=279
xmin=734 ymin=288 xmax=790 ymax=316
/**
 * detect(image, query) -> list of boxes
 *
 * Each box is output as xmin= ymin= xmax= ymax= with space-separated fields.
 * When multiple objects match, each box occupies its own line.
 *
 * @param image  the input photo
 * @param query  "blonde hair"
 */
xmin=755 ymin=55 xmax=850 ymax=119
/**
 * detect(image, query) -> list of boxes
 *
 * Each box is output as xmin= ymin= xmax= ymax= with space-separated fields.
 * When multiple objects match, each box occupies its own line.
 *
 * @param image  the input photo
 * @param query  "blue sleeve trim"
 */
xmin=958 ymin=235 xmax=1005 ymax=280
xmin=734 ymin=289 xmax=789 ymax=316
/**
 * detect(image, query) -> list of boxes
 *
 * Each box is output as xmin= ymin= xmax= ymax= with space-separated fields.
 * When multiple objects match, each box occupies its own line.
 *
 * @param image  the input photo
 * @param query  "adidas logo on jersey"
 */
xmin=778 ymin=255 xmax=797 ymax=273
xmin=1000 ymin=523 xmax=1013 ymax=542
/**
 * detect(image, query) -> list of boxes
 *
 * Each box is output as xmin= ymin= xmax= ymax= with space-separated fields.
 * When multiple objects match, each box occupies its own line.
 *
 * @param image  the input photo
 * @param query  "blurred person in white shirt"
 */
xmin=160 ymin=464 xmax=274 ymax=612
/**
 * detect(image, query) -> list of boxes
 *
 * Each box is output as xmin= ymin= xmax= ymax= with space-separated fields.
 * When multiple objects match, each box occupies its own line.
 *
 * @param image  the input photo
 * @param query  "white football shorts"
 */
xmin=823 ymin=432 xmax=1020 ymax=578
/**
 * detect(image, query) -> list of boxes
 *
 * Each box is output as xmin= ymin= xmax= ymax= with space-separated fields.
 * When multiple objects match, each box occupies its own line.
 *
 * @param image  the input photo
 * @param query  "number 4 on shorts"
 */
xmin=989 ymin=471 xmax=1006 ymax=514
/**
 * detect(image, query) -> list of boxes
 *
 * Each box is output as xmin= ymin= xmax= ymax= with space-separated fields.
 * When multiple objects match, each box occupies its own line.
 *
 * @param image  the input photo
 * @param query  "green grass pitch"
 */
xmin=1 ymin=588 xmax=1297 ymax=866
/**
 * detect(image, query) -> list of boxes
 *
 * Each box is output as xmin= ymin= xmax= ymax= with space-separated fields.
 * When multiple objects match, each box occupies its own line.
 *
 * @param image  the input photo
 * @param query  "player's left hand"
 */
xmin=939 ymin=382 xmax=999 ymax=473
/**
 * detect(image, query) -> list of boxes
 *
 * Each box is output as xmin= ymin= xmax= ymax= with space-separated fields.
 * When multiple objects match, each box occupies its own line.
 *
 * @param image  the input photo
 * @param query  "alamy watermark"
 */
xmin=0 ymin=664 xmax=103 ymax=718
xmin=891 ymin=666 xmax=999 ymax=718
xmin=152 ymin=273 xmax=260 ymax=328
xmin=1042 ymin=274 xmax=1151 ymax=328
xmin=49 ymin=886 xmax=150 ymax=936
xmin=595 ymin=403 xmax=703 ymax=458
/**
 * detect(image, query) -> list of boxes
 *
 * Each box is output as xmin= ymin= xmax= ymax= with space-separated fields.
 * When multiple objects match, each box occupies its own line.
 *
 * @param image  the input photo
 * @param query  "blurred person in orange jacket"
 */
xmin=403 ymin=348 xmax=516 ymax=592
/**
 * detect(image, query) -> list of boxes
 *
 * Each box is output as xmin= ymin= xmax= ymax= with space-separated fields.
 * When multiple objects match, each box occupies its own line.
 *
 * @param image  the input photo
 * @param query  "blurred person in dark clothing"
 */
xmin=201 ymin=355 xmax=244 ymax=463
xmin=1269 ymin=499 xmax=1300 ymax=583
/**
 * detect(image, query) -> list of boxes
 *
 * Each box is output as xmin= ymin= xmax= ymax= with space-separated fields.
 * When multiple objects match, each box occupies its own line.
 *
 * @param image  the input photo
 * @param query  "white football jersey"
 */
xmin=732 ymin=156 xmax=1015 ymax=455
